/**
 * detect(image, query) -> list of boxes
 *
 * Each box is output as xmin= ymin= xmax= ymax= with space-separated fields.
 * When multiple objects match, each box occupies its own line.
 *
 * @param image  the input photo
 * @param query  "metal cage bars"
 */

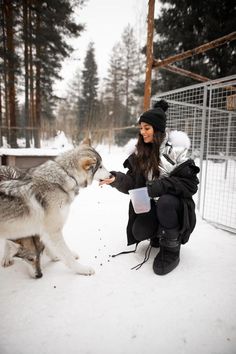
xmin=154 ymin=75 xmax=236 ymax=233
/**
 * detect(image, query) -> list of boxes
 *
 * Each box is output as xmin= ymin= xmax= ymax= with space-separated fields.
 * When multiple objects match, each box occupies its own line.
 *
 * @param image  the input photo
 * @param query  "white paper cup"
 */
xmin=128 ymin=187 xmax=151 ymax=214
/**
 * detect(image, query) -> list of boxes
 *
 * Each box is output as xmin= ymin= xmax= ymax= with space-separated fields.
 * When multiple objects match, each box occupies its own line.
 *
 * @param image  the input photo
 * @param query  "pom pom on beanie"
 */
xmin=138 ymin=99 xmax=169 ymax=132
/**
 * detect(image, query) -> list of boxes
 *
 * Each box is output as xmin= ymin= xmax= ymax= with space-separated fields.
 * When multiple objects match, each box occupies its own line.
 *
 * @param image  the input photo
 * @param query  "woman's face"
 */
xmin=139 ymin=122 xmax=154 ymax=143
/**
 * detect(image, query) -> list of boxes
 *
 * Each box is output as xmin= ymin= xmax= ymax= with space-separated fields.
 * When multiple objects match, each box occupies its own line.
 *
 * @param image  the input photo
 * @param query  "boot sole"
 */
xmin=153 ymin=257 xmax=180 ymax=275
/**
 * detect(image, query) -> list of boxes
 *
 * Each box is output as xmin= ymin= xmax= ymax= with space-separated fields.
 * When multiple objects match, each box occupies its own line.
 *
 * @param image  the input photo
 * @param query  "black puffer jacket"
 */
xmin=110 ymin=154 xmax=200 ymax=246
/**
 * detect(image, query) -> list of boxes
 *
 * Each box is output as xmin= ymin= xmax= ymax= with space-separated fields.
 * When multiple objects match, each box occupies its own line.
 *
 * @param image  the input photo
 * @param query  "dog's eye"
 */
xmin=27 ymin=256 xmax=35 ymax=262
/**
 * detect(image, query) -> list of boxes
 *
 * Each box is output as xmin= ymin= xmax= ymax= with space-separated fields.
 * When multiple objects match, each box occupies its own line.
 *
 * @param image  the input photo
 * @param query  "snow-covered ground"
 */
xmin=0 ymin=144 xmax=236 ymax=354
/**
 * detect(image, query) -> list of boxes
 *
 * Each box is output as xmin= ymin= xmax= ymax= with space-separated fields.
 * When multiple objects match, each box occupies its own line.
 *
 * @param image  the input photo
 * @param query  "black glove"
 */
xmin=146 ymin=180 xmax=162 ymax=198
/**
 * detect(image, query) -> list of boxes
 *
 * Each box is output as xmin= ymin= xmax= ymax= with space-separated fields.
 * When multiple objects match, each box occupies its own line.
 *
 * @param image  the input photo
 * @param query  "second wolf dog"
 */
xmin=1 ymin=236 xmax=45 ymax=278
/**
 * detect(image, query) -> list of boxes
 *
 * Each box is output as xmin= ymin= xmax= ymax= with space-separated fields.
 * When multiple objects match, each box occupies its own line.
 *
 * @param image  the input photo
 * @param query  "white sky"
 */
xmin=54 ymin=0 xmax=161 ymax=97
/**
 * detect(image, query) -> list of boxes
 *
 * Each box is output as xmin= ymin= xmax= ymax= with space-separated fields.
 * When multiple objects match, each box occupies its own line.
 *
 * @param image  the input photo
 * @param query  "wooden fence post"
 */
xmin=143 ymin=0 xmax=155 ymax=111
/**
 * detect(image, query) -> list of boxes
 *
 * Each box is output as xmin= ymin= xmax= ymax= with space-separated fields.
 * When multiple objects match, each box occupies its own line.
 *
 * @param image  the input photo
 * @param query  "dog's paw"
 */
xmin=74 ymin=264 xmax=95 ymax=276
xmin=72 ymin=251 xmax=79 ymax=260
xmin=1 ymin=257 xmax=14 ymax=267
xmin=45 ymin=247 xmax=60 ymax=262
xmin=50 ymin=256 xmax=60 ymax=262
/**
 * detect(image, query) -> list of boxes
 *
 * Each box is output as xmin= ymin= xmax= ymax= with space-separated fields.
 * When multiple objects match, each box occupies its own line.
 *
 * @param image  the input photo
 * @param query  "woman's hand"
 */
xmin=99 ymin=176 xmax=116 ymax=186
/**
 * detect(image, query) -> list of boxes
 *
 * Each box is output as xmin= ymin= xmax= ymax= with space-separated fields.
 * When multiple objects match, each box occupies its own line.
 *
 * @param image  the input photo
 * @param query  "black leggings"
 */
xmin=132 ymin=194 xmax=181 ymax=242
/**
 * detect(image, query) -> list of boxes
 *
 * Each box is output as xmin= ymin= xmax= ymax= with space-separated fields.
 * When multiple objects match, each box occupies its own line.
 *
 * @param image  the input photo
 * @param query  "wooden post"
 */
xmin=143 ymin=0 xmax=155 ymax=111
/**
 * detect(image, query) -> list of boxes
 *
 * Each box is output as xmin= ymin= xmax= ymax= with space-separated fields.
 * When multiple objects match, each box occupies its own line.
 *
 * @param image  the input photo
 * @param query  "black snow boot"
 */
xmin=153 ymin=227 xmax=180 ymax=275
xmin=150 ymin=236 xmax=160 ymax=248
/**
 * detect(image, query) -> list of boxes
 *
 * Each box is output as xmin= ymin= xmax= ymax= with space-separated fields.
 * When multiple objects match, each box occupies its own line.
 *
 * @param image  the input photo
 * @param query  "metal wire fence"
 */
xmin=154 ymin=74 xmax=236 ymax=233
xmin=1 ymin=75 xmax=235 ymax=233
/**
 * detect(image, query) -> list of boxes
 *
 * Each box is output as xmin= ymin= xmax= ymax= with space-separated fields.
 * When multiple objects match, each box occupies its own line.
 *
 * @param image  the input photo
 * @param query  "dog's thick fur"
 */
xmin=0 ymin=144 xmax=111 ymax=275
xmin=0 ymin=165 xmax=46 ymax=278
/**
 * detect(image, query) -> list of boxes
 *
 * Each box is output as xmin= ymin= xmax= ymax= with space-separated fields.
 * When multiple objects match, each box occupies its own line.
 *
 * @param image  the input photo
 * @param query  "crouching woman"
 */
xmin=100 ymin=100 xmax=200 ymax=275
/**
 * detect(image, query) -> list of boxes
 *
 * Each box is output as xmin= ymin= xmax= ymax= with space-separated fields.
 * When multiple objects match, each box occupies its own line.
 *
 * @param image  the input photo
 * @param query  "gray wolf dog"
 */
xmin=1 ymin=236 xmax=45 ymax=278
xmin=0 ymin=144 xmax=111 ymax=275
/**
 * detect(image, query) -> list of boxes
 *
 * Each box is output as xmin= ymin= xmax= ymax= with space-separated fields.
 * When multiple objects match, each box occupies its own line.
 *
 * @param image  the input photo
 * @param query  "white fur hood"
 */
xmin=166 ymin=130 xmax=191 ymax=149
xmin=124 ymin=130 xmax=191 ymax=177
xmin=124 ymin=130 xmax=191 ymax=156
xmin=159 ymin=130 xmax=191 ymax=176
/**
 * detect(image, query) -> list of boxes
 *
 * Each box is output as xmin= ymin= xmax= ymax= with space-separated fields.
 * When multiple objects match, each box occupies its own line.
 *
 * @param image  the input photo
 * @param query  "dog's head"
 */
xmin=9 ymin=236 xmax=44 ymax=279
xmin=54 ymin=143 xmax=112 ymax=189
xmin=81 ymin=153 xmax=112 ymax=183
xmin=73 ymin=145 xmax=112 ymax=188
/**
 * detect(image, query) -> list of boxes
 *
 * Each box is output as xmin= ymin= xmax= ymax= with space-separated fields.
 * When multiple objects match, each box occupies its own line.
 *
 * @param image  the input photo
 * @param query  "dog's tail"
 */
xmin=0 ymin=166 xmax=24 ymax=181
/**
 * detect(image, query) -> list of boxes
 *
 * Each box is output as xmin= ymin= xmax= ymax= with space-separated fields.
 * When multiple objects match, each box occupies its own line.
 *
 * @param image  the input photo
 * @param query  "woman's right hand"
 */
xmin=99 ymin=176 xmax=116 ymax=186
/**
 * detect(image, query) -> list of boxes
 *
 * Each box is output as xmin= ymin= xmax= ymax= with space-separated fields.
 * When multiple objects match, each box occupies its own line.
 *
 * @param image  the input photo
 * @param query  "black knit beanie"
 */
xmin=138 ymin=99 xmax=169 ymax=132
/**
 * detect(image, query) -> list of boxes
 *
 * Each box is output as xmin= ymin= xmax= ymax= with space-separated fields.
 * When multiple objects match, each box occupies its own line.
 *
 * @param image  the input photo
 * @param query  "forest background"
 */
xmin=0 ymin=0 xmax=235 ymax=148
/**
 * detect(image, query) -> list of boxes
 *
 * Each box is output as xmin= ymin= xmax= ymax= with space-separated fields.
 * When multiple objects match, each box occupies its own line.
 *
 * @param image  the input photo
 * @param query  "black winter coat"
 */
xmin=110 ymin=154 xmax=200 ymax=246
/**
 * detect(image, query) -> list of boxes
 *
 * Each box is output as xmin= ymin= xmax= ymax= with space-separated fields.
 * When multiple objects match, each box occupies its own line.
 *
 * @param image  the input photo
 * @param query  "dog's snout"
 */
xmin=35 ymin=272 xmax=43 ymax=279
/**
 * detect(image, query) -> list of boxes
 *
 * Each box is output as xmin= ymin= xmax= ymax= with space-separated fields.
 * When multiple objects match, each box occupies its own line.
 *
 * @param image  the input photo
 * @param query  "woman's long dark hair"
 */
xmin=135 ymin=130 xmax=166 ymax=179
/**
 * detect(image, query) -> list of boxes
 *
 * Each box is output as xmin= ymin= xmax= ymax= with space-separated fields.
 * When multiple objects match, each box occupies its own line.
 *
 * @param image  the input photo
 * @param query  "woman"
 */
xmin=100 ymin=100 xmax=200 ymax=275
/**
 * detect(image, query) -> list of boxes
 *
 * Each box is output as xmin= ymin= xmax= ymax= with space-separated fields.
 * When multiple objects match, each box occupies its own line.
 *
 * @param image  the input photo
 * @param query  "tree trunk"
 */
xmin=34 ymin=9 xmax=41 ymax=148
xmin=144 ymin=0 xmax=155 ymax=110
xmin=29 ymin=0 xmax=35 ymax=143
xmin=4 ymin=0 xmax=17 ymax=147
xmin=1 ymin=0 xmax=9 ymax=143
xmin=0 ymin=77 xmax=2 ymax=146
xmin=23 ymin=0 xmax=30 ymax=147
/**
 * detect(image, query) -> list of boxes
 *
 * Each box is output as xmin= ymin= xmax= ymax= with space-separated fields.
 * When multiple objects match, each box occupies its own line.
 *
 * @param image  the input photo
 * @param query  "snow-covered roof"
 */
xmin=0 ymin=148 xmax=61 ymax=157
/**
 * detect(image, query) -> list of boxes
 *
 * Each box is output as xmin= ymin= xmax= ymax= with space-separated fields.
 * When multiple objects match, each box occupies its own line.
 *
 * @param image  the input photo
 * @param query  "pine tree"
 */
xmin=1 ymin=0 xmax=20 ymax=147
xmin=119 ymin=25 xmax=140 ymax=121
xmin=57 ymin=68 xmax=82 ymax=141
xmin=32 ymin=0 xmax=84 ymax=146
xmin=153 ymin=0 xmax=236 ymax=91
xmin=102 ymin=25 xmax=144 ymax=145
xmin=105 ymin=25 xmax=142 ymax=129
xmin=0 ymin=0 xmax=85 ymax=147
xmin=104 ymin=43 xmax=125 ymax=128
xmin=79 ymin=42 xmax=99 ymax=138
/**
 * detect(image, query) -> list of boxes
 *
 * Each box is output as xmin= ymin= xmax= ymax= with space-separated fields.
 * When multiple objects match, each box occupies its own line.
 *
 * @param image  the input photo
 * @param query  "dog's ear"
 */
xmin=33 ymin=236 xmax=45 ymax=253
xmin=81 ymin=157 xmax=96 ymax=171
xmin=6 ymin=240 xmax=21 ymax=253
xmin=80 ymin=137 xmax=91 ymax=146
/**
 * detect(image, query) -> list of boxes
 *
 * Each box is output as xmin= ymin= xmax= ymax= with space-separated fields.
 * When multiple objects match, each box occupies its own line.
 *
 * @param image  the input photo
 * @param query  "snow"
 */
xmin=0 ymin=144 xmax=236 ymax=354
xmin=0 ymin=131 xmax=74 ymax=154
